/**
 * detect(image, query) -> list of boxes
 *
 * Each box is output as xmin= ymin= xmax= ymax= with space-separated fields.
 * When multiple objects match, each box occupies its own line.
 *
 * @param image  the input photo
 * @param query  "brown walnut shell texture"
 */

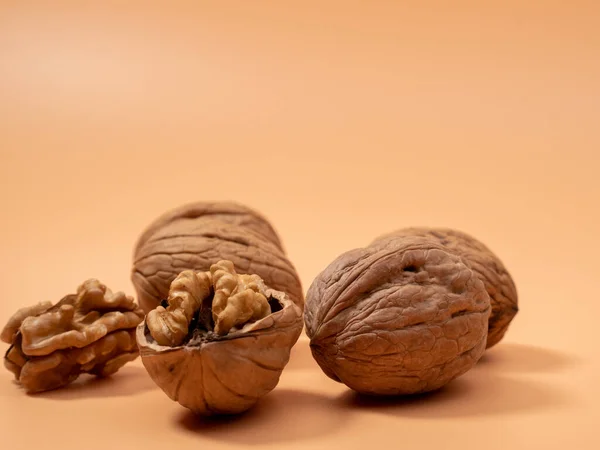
xmin=304 ymin=236 xmax=491 ymax=395
xmin=137 ymin=288 xmax=303 ymax=416
xmin=372 ymin=228 xmax=518 ymax=348
xmin=1 ymin=279 xmax=144 ymax=393
xmin=132 ymin=202 xmax=303 ymax=314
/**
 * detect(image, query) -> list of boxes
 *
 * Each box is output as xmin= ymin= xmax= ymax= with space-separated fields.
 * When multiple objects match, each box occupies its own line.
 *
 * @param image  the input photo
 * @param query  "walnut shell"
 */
xmin=134 ymin=201 xmax=284 ymax=254
xmin=304 ymin=236 xmax=491 ymax=395
xmin=137 ymin=262 xmax=303 ymax=416
xmin=372 ymin=228 xmax=518 ymax=348
xmin=132 ymin=202 xmax=303 ymax=314
xmin=2 ymin=279 xmax=144 ymax=393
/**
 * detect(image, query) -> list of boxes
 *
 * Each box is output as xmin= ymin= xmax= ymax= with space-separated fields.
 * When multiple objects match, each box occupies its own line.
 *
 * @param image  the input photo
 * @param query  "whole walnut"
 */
xmin=132 ymin=202 xmax=303 ymax=314
xmin=372 ymin=227 xmax=518 ymax=348
xmin=1 ymin=279 xmax=144 ymax=393
xmin=137 ymin=260 xmax=303 ymax=415
xmin=304 ymin=236 xmax=491 ymax=395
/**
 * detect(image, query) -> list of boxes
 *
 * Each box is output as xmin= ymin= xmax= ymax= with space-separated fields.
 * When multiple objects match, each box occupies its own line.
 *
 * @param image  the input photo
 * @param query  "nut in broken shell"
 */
xmin=304 ymin=236 xmax=491 ymax=396
xmin=1 ymin=279 xmax=144 ymax=393
xmin=137 ymin=260 xmax=303 ymax=416
xmin=131 ymin=201 xmax=304 ymax=315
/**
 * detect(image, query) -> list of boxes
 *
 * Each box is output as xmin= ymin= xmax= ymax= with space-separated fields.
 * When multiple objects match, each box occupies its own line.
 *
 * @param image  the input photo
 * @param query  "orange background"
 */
xmin=1 ymin=1 xmax=599 ymax=449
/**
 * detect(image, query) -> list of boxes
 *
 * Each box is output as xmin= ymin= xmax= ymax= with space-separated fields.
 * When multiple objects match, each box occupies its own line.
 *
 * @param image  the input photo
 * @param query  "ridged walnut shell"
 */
xmin=137 ymin=288 xmax=303 ymax=415
xmin=304 ymin=236 xmax=491 ymax=395
xmin=134 ymin=201 xmax=284 ymax=254
xmin=132 ymin=202 xmax=303 ymax=314
xmin=372 ymin=228 xmax=518 ymax=348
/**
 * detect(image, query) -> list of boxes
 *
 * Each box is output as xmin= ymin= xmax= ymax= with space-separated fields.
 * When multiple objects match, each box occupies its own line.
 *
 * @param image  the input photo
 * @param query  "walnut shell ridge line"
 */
xmin=133 ymin=201 xmax=284 ymax=254
xmin=131 ymin=201 xmax=304 ymax=314
xmin=372 ymin=227 xmax=518 ymax=348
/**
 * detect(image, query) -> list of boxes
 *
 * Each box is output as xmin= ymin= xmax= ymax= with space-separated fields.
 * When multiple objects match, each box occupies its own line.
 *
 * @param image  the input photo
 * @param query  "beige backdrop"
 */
xmin=1 ymin=1 xmax=599 ymax=449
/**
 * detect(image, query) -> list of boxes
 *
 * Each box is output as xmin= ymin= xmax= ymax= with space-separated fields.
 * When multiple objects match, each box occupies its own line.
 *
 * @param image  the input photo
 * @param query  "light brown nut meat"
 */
xmin=132 ymin=203 xmax=303 ymax=314
xmin=372 ymin=228 xmax=518 ymax=348
xmin=210 ymin=260 xmax=271 ymax=335
xmin=304 ymin=236 xmax=491 ymax=396
xmin=146 ymin=270 xmax=212 ymax=347
xmin=137 ymin=260 xmax=302 ymax=416
xmin=0 ymin=302 xmax=53 ymax=344
xmin=1 ymin=279 xmax=144 ymax=393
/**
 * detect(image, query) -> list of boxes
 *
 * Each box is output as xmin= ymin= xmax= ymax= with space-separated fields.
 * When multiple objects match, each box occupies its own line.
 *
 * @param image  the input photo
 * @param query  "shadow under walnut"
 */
xmin=31 ymin=364 xmax=156 ymax=400
xmin=336 ymin=369 xmax=570 ymax=418
xmin=477 ymin=342 xmax=580 ymax=374
xmin=176 ymin=388 xmax=349 ymax=445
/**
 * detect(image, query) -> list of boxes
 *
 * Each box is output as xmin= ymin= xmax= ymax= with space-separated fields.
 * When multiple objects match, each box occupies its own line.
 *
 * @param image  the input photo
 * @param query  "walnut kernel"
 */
xmin=2 ymin=279 xmax=144 ymax=393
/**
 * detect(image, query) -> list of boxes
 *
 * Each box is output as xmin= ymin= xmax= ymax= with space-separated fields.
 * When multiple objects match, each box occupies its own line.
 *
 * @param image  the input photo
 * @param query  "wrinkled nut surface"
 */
xmin=134 ymin=201 xmax=284 ymax=254
xmin=304 ymin=236 xmax=491 ymax=396
xmin=145 ymin=270 xmax=213 ymax=347
xmin=137 ymin=260 xmax=303 ymax=416
xmin=372 ymin=227 xmax=518 ymax=348
xmin=210 ymin=260 xmax=271 ymax=336
xmin=132 ymin=201 xmax=303 ymax=314
xmin=1 ymin=279 xmax=144 ymax=393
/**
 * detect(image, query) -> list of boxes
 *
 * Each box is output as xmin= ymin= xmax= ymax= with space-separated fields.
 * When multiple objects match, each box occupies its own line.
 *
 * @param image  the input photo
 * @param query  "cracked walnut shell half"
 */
xmin=371 ymin=227 xmax=518 ymax=348
xmin=1 ymin=279 xmax=144 ymax=393
xmin=304 ymin=236 xmax=491 ymax=395
xmin=132 ymin=201 xmax=303 ymax=314
xmin=137 ymin=260 xmax=303 ymax=416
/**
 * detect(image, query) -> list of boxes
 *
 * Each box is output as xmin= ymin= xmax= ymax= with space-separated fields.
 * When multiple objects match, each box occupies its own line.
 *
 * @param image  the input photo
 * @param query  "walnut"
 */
xmin=137 ymin=260 xmax=303 ymax=416
xmin=1 ymin=279 xmax=144 ymax=393
xmin=304 ymin=236 xmax=491 ymax=396
xmin=372 ymin=227 xmax=518 ymax=348
xmin=131 ymin=201 xmax=303 ymax=314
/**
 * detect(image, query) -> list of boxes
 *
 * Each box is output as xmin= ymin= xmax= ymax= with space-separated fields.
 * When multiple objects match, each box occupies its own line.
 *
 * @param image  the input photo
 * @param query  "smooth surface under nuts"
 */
xmin=304 ymin=236 xmax=491 ymax=396
xmin=372 ymin=227 xmax=518 ymax=348
xmin=137 ymin=260 xmax=303 ymax=416
xmin=1 ymin=279 xmax=144 ymax=393
xmin=131 ymin=201 xmax=304 ymax=314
